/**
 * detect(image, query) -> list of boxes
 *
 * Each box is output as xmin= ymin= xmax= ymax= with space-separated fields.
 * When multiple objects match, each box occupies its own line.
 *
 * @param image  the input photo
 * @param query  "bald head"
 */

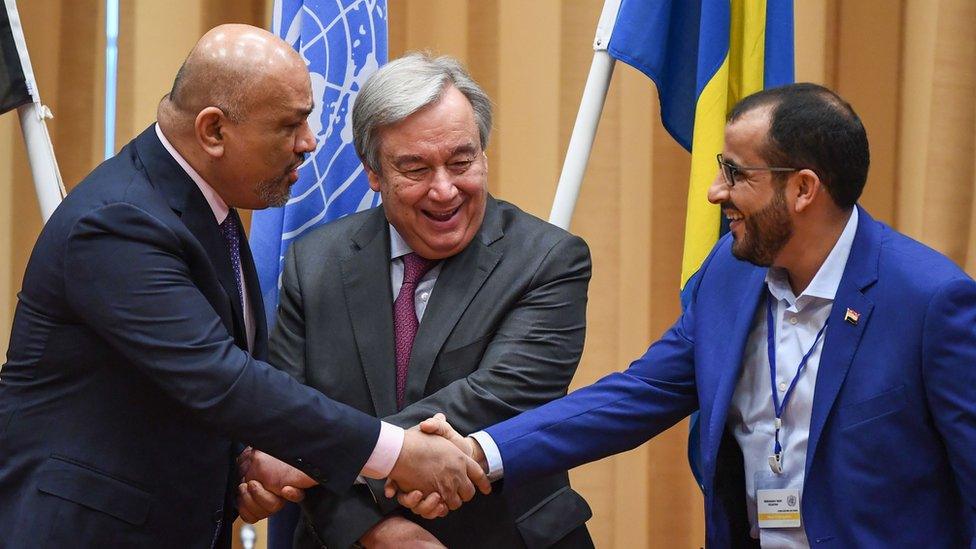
xmin=155 ymin=24 xmax=317 ymax=210
xmin=164 ymin=24 xmax=306 ymax=123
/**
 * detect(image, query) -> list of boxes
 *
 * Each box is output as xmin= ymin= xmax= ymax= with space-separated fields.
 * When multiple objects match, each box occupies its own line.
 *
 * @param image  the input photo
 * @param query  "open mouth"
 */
xmin=725 ymin=210 xmax=744 ymax=230
xmin=422 ymin=205 xmax=461 ymax=222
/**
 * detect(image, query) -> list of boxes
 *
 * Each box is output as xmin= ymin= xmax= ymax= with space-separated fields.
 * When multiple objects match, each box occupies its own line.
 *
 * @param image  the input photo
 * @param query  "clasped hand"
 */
xmin=385 ymin=413 xmax=491 ymax=519
xmin=235 ymin=413 xmax=490 ymax=523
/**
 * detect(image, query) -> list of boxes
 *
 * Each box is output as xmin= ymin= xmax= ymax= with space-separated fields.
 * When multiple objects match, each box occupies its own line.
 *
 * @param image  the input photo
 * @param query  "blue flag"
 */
xmin=251 ymin=1 xmax=387 ymax=547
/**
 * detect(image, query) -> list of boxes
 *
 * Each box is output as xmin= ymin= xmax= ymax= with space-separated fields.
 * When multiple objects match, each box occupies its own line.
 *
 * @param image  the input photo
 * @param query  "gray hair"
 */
xmin=353 ymin=52 xmax=493 ymax=173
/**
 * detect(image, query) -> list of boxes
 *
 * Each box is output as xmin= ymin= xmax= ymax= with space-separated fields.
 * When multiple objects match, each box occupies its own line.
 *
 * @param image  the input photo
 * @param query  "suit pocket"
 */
xmin=435 ymin=334 xmax=493 ymax=378
xmin=37 ymin=455 xmax=153 ymax=526
xmin=516 ymin=486 xmax=592 ymax=549
xmin=837 ymin=384 xmax=907 ymax=431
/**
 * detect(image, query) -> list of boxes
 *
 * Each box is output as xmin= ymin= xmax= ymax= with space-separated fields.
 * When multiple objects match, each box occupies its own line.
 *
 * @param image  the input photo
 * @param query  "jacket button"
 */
xmin=213 ymin=508 xmax=224 ymax=522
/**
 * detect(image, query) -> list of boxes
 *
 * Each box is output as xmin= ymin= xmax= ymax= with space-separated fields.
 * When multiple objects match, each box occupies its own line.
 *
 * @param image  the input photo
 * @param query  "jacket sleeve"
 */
xmin=62 ymin=202 xmax=380 ymax=493
xmin=270 ymin=238 xmax=390 ymax=548
xmin=921 ymin=275 xmax=976 ymax=542
xmin=483 ymin=241 xmax=712 ymax=488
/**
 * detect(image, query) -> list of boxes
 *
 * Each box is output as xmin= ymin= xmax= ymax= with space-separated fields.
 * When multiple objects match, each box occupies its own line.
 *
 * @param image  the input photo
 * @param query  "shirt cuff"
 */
xmin=470 ymin=430 xmax=504 ymax=482
xmin=360 ymin=422 xmax=404 ymax=479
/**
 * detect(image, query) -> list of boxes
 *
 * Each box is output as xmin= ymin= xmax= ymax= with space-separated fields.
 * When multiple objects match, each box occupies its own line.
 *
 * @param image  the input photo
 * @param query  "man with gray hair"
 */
xmin=251 ymin=52 xmax=595 ymax=547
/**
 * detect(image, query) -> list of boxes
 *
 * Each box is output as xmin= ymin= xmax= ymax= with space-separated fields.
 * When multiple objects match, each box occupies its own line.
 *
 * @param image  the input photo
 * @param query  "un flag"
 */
xmin=251 ymin=0 xmax=388 ymax=327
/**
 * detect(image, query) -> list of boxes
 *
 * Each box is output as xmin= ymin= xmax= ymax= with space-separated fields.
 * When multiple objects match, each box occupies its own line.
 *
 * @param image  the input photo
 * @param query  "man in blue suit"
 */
xmin=401 ymin=83 xmax=976 ymax=547
xmin=0 ymin=24 xmax=486 ymax=548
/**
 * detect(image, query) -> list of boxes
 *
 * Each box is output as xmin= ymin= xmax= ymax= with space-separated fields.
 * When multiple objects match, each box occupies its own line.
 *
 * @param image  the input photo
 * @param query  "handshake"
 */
xmin=236 ymin=414 xmax=490 ymax=523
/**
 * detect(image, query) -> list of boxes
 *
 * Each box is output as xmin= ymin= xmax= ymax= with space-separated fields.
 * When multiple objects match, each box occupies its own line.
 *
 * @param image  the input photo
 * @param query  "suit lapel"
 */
xmin=804 ymin=207 xmax=879 ymax=473
xmin=134 ymin=126 xmax=246 ymax=346
xmin=238 ymin=218 xmax=268 ymax=357
xmin=703 ymin=267 xmax=767 ymax=473
xmin=341 ymin=208 xmax=399 ymax=417
xmin=403 ymin=199 xmax=503 ymax=404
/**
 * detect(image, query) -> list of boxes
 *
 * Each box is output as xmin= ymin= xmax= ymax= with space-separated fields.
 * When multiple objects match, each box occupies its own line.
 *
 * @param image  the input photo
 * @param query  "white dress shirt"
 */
xmin=729 ymin=208 xmax=857 ymax=548
xmin=473 ymin=210 xmax=860 ymax=547
xmin=389 ymin=224 xmax=442 ymax=320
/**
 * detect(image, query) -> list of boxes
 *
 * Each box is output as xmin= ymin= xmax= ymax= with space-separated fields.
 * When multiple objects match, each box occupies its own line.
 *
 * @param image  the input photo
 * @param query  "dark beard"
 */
xmin=730 ymin=186 xmax=793 ymax=266
xmin=255 ymin=173 xmax=292 ymax=208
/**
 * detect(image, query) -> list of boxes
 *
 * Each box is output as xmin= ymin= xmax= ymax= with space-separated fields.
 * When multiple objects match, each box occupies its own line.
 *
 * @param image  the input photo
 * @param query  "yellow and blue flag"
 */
xmin=607 ymin=0 xmax=794 ymax=487
xmin=608 ymin=0 xmax=794 ymax=290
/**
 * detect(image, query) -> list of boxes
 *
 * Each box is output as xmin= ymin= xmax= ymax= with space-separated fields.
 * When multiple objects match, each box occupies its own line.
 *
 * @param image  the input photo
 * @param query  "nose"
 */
xmin=707 ymin=171 xmax=729 ymax=205
xmin=296 ymin=120 xmax=317 ymax=154
xmin=428 ymin=167 xmax=459 ymax=203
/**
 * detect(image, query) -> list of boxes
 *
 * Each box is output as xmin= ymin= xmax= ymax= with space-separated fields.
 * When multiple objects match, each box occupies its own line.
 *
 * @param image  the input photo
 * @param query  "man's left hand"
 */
xmin=236 ymin=447 xmax=315 ymax=522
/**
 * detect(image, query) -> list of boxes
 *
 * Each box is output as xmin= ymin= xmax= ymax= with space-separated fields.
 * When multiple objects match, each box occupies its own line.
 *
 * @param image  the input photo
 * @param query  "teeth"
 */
xmin=426 ymin=207 xmax=458 ymax=221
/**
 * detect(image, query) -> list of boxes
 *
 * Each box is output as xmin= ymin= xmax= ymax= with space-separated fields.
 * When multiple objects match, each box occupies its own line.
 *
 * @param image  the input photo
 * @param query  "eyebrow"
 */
xmin=388 ymin=154 xmax=422 ymax=167
xmin=450 ymin=143 xmax=479 ymax=156
xmin=292 ymin=101 xmax=314 ymax=119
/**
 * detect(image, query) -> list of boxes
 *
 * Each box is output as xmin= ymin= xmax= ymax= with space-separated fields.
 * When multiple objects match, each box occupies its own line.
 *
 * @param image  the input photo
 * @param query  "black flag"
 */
xmin=0 ymin=0 xmax=34 ymax=114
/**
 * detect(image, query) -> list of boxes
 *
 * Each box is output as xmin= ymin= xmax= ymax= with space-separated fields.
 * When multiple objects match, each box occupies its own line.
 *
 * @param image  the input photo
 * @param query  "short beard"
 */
xmin=255 ymin=174 xmax=292 ymax=208
xmin=730 ymin=185 xmax=793 ymax=267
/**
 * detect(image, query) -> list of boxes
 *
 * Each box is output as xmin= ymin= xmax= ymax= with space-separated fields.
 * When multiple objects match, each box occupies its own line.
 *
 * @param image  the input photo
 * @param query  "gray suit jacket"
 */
xmin=269 ymin=197 xmax=593 ymax=548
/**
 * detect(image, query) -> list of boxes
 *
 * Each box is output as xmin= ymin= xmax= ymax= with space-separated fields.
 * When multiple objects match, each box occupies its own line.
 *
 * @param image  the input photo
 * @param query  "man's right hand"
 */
xmin=390 ymin=414 xmax=491 ymax=519
xmin=385 ymin=421 xmax=491 ymax=512
xmin=359 ymin=515 xmax=446 ymax=549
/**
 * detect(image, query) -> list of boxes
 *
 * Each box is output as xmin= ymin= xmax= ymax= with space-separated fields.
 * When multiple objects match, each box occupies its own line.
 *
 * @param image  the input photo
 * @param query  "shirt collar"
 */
xmin=388 ymin=223 xmax=413 ymax=261
xmin=765 ymin=207 xmax=859 ymax=307
xmin=155 ymin=123 xmax=230 ymax=224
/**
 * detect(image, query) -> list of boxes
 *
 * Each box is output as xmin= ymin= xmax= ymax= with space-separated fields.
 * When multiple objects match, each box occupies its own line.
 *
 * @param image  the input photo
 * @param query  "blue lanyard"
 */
xmin=765 ymin=292 xmax=828 ymax=473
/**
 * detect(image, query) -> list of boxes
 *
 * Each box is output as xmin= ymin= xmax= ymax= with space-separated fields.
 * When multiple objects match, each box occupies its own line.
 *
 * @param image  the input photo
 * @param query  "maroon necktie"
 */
xmin=394 ymin=253 xmax=437 ymax=409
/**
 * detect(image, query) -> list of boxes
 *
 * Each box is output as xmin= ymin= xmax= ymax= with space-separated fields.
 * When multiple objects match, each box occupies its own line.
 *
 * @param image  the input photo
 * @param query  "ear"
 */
xmin=792 ymin=168 xmax=822 ymax=213
xmin=365 ymin=164 xmax=383 ymax=192
xmin=194 ymin=106 xmax=227 ymax=159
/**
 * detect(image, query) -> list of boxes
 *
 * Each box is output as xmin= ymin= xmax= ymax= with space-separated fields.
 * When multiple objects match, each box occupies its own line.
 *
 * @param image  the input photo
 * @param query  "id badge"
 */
xmin=754 ymin=471 xmax=801 ymax=529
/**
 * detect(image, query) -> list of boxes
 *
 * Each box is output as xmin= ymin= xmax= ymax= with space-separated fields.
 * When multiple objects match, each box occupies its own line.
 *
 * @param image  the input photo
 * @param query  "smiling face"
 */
xmin=707 ymin=108 xmax=795 ymax=267
xmin=367 ymin=85 xmax=487 ymax=260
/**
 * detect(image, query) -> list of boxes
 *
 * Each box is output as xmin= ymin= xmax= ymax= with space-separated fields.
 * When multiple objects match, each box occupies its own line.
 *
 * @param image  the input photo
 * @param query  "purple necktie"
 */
xmin=218 ymin=211 xmax=243 ymax=309
xmin=394 ymin=253 xmax=437 ymax=409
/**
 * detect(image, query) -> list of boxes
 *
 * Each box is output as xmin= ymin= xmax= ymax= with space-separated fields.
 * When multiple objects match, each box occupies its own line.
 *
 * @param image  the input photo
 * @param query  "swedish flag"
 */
xmin=608 ymin=0 xmax=794 ymax=289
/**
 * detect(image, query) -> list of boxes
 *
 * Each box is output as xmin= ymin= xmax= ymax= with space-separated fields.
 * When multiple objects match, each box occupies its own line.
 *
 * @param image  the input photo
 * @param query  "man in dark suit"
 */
xmin=0 ymin=25 xmax=486 ymax=548
xmin=247 ymin=53 xmax=595 ymax=548
xmin=405 ymin=84 xmax=976 ymax=547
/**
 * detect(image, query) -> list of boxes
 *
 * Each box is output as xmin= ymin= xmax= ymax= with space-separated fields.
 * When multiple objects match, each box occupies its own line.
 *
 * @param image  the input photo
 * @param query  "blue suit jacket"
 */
xmin=0 ymin=126 xmax=381 ymax=548
xmin=487 ymin=207 xmax=976 ymax=547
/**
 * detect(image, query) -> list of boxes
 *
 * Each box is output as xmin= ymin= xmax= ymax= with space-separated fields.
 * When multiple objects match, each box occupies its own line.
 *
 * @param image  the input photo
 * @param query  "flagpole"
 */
xmin=4 ymin=0 xmax=66 ymax=222
xmin=548 ymin=0 xmax=621 ymax=230
xmin=17 ymin=102 xmax=65 ymax=221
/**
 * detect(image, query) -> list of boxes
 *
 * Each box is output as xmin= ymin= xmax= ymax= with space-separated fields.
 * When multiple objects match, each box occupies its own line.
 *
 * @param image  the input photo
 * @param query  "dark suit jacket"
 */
xmin=486 ymin=207 xmax=976 ymax=547
xmin=0 ymin=126 xmax=382 ymax=548
xmin=270 ymin=198 xmax=594 ymax=548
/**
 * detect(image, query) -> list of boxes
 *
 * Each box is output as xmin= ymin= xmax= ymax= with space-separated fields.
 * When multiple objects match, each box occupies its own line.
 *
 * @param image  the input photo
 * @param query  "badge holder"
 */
xmin=754 ymin=469 xmax=801 ymax=529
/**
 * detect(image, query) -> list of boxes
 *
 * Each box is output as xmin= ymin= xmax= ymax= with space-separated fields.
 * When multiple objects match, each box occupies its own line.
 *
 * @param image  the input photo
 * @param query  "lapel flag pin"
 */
xmin=844 ymin=308 xmax=860 ymax=325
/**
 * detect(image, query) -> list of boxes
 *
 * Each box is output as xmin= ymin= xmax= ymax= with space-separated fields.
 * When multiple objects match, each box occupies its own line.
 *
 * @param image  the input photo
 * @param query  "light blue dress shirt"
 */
xmin=728 ymin=208 xmax=857 ymax=548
